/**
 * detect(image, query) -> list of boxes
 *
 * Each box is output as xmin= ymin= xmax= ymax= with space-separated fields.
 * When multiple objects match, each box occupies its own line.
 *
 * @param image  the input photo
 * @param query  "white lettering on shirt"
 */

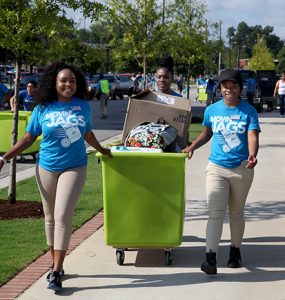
xmin=45 ymin=111 xmax=86 ymax=127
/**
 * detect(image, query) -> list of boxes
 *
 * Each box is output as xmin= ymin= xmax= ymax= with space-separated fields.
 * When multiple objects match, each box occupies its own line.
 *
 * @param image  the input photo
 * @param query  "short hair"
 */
xmin=27 ymin=80 xmax=37 ymax=88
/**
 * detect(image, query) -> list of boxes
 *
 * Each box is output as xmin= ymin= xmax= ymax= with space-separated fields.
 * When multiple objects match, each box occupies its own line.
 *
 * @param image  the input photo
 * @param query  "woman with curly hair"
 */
xmin=0 ymin=62 xmax=112 ymax=290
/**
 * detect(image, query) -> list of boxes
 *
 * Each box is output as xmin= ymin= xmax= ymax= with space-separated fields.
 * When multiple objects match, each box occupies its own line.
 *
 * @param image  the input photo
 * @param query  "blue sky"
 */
xmin=205 ymin=0 xmax=285 ymax=41
xmin=68 ymin=0 xmax=285 ymax=42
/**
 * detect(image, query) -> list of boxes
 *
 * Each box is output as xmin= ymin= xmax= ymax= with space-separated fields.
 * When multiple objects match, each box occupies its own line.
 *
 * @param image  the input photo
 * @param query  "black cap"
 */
xmin=218 ymin=69 xmax=243 ymax=91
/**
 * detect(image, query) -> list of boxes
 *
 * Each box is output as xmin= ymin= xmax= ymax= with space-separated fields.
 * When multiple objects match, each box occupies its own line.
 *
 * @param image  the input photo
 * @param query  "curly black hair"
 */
xmin=36 ymin=62 xmax=87 ymax=105
xmin=157 ymin=56 xmax=174 ymax=75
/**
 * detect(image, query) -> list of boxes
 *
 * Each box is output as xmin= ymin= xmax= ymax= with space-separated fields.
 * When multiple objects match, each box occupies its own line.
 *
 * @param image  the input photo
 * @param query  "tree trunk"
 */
xmin=8 ymin=57 xmax=21 ymax=204
xmin=143 ymin=57 xmax=147 ymax=90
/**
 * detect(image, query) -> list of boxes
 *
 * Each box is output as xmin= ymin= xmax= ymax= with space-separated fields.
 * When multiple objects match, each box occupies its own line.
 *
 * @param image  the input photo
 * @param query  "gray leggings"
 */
xmin=35 ymin=165 xmax=87 ymax=251
xmin=205 ymin=161 xmax=254 ymax=253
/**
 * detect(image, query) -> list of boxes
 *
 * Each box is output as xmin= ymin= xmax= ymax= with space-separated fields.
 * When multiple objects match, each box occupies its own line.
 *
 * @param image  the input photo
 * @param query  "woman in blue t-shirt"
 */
xmin=0 ymin=63 xmax=112 ymax=290
xmin=183 ymin=69 xmax=260 ymax=275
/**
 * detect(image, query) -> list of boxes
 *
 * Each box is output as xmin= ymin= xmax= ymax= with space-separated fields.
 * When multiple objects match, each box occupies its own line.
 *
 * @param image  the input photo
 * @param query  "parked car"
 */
xmin=256 ymin=70 xmax=276 ymax=110
xmin=118 ymin=74 xmax=134 ymax=97
xmin=87 ymin=74 xmax=120 ymax=100
xmin=137 ymin=75 xmax=155 ymax=92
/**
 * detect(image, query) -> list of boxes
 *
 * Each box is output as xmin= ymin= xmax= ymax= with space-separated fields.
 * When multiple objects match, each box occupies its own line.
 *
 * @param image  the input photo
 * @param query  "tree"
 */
xmin=227 ymin=22 xmax=284 ymax=64
xmin=166 ymin=0 xmax=208 ymax=97
xmin=247 ymin=36 xmax=275 ymax=70
xmin=276 ymin=47 xmax=285 ymax=74
xmin=105 ymin=0 xmax=164 ymax=83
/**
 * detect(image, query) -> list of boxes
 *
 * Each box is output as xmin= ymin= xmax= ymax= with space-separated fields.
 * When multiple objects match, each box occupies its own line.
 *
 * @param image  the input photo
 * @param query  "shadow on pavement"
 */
xmin=184 ymin=199 xmax=285 ymax=222
xmin=56 ymin=239 xmax=285 ymax=296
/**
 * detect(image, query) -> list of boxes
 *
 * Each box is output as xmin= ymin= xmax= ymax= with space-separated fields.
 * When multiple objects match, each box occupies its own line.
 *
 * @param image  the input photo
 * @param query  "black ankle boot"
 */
xmin=227 ymin=246 xmax=241 ymax=268
xmin=201 ymin=250 xmax=217 ymax=275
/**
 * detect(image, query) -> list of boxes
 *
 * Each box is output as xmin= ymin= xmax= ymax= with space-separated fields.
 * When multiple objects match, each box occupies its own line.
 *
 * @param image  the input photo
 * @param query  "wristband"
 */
xmin=0 ymin=156 xmax=7 ymax=164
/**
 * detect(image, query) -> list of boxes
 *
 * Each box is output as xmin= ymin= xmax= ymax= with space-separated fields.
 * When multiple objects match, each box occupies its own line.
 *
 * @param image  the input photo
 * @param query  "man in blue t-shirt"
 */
xmin=10 ymin=80 xmax=37 ymax=111
xmin=246 ymin=71 xmax=257 ymax=106
xmin=0 ymin=80 xmax=10 ymax=110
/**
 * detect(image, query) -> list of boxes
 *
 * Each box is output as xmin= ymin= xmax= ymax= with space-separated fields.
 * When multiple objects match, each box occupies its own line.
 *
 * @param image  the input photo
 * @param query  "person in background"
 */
xmin=205 ymin=77 xmax=216 ymax=106
xmin=246 ymin=71 xmax=257 ymax=107
xmin=10 ymin=80 xmax=38 ymax=112
xmin=133 ymin=72 xmax=143 ymax=94
xmin=273 ymin=72 xmax=285 ymax=117
xmin=0 ymin=62 xmax=112 ymax=290
xmin=0 ymin=77 xmax=11 ymax=110
xmin=176 ymin=75 xmax=184 ymax=94
xmin=95 ymin=74 xmax=111 ymax=119
xmin=183 ymin=69 xmax=260 ymax=275
xmin=196 ymin=74 xmax=206 ymax=87
xmin=155 ymin=56 xmax=181 ymax=97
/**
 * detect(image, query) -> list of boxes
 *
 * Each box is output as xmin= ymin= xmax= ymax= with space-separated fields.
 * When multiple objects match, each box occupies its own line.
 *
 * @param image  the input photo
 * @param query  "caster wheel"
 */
xmin=165 ymin=250 xmax=173 ymax=265
xmin=116 ymin=249 xmax=125 ymax=265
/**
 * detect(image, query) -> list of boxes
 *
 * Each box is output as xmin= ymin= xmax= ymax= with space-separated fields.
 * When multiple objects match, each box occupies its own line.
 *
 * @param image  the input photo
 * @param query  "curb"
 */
xmin=0 ymin=134 xmax=121 ymax=300
xmin=0 ymin=211 xmax=104 ymax=300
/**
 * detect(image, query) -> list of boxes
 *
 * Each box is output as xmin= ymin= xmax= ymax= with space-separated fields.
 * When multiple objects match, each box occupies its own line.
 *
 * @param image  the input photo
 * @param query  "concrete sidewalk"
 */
xmin=5 ymin=112 xmax=285 ymax=299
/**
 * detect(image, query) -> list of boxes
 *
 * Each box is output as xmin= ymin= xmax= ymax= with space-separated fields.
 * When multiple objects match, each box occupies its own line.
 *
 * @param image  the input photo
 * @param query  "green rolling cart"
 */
xmin=96 ymin=151 xmax=187 ymax=265
xmin=0 ymin=111 xmax=41 ymax=156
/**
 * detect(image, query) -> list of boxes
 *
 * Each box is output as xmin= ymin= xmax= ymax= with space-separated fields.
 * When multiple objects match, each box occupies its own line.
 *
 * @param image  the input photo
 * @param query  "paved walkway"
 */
xmin=1 ymin=112 xmax=285 ymax=300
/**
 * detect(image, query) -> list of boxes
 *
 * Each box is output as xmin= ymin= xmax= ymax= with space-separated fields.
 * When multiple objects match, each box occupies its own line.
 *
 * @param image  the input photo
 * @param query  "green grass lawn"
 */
xmin=189 ymin=122 xmax=203 ymax=143
xmin=0 ymin=153 xmax=103 ymax=286
xmin=0 ymin=122 xmax=203 ymax=286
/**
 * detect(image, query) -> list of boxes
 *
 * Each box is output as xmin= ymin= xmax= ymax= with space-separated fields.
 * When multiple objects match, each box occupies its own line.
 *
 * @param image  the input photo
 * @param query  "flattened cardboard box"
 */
xmin=121 ymin=90 xmax=192 ymax=148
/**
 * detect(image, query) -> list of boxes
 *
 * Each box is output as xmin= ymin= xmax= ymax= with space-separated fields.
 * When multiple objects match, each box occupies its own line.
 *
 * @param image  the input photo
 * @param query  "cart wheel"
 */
xmin=116 ymin=249 xmax=125 ymax=265
xmin=165 ymin=250 xmax=173 ymax=265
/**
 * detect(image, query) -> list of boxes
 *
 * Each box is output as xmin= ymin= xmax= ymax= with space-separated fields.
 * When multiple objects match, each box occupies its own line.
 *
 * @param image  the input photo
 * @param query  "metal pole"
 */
xmin=162 ymin=0 xmax=165 ymax=25
xmin=218 ymin=20 xmax=222 ymax=73
xmin=236 ymin=46 xmax=240 ymax=68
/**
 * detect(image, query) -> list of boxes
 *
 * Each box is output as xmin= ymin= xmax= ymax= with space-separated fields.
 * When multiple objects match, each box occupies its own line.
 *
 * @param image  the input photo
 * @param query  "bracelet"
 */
xmin=0 ymin=156 xmax=7 ymax=164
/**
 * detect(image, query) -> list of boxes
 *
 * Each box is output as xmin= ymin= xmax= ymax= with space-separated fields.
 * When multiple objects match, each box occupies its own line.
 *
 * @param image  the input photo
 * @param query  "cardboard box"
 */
xmin=121 ymin=90 xmax=192 ymax=148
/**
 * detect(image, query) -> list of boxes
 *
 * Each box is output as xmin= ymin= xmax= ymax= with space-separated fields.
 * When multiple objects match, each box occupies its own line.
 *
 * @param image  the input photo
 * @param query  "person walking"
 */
xmin=205 ymin=77 xmax=215 ymax=106
xmin=273 ymin=72 xmax=285 ymax=117
xmin=95 ymin=74 xmax=111 ymax=119
xmin=0 ymin=77 xmax=11 ymax=110
xmin=10 ymin=80 xmax=38 ymax=111
xmin=182 ymin=69 xmax=260 ymax=275
xmin=246 ymin=71 xmax=257 ymax=107
xmin=176 ymin=75 xmax=184 ymax=94
xmin=0 ymin=62 xmax=112 ymax=290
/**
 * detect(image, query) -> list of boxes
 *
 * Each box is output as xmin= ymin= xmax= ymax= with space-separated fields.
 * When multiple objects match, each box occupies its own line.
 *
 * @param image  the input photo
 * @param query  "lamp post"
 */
xmin=162 ymin=0 xmax=165 ymax=25
xmin=274 ymin=59 xmax=279 ymax=69
xmin=234 ymin=44 xmax=246 ymax=68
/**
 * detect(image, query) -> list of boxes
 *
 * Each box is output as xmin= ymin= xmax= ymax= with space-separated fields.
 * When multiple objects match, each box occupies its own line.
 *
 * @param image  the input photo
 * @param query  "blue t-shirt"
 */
xmin=203 ymin=99 xmax=260 ymax=168
xmin=0 ymin=82 xmax=9 ymax=105
xmin=157 ymin=89 xmax=182 ymax=97
xmin=247 ymin=78 xmax=256 ymax=93
xmin=19 ymin=90 xmax=35 ymax=111
xmin=171 ymin=90 xmax=182 ymax=97
xmin=26 ymin=97 xmax=92 ymax=172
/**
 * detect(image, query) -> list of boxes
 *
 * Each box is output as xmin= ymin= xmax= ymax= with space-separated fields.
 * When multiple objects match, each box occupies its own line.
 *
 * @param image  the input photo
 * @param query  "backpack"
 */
xmin=124 ymin=120 xmax=178 ymax=151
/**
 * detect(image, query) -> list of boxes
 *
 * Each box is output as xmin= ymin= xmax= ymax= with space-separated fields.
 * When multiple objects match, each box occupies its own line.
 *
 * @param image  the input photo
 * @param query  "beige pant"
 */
xmin=205 ymin=161 xmax=254 ymax=253
xmin=100 ymin=93 xmax=109 ymax=117
xmin=35 ymin=165 xmax=87 ymax=251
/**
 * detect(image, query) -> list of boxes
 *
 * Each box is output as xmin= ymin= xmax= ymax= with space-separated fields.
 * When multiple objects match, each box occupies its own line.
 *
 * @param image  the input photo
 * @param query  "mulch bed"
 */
xmin=0 ymin=199 xmax=44 ymax=220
